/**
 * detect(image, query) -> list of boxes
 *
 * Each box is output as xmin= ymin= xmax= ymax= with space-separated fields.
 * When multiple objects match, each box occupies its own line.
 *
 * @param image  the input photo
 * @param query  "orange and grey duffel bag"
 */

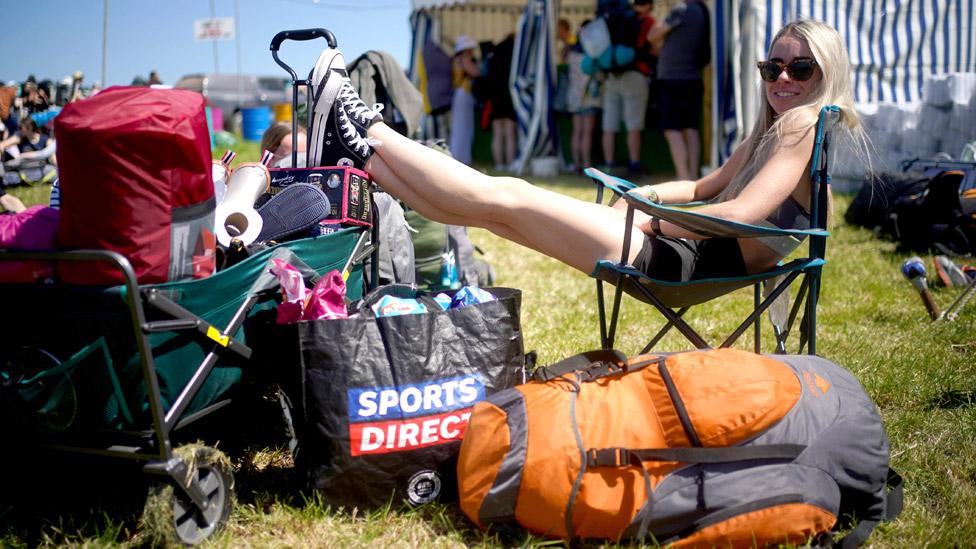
xmin=457 ymin=348 xmax=902 ymax=547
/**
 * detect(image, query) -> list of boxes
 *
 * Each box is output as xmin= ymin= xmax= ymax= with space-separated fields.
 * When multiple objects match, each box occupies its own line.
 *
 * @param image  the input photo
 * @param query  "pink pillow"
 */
xmin=0 ymin=206 xmax=59 ymax=282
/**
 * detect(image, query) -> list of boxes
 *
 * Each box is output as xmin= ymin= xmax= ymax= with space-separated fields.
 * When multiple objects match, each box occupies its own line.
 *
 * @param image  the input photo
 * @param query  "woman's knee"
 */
xmin=487 ymin=176 xmax=534 ymax=211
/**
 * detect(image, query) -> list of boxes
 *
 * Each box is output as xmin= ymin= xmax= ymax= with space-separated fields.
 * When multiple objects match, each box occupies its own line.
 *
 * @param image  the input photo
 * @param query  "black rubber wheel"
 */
xmin=141 ymin=444 xmax=235 ymax=546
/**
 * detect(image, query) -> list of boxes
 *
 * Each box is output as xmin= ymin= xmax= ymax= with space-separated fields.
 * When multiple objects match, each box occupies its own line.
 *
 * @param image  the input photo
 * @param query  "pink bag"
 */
xmin=0 ymin=206 xmax=59 ymax=282
xmin=302 ymin=270 xmax=348 ymax=321
xmin=269 ymin=259 xmax=348 ymax=324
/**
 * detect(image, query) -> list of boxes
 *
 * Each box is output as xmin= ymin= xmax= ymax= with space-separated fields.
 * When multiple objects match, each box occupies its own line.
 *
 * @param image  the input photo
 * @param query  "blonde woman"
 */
xmin=310 ymin=20 xmax=863 ymax=282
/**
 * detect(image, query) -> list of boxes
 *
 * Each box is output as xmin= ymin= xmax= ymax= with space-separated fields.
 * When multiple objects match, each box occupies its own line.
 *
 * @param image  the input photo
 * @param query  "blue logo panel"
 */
xmin=348 ymin=374 xmax=486 ymax=422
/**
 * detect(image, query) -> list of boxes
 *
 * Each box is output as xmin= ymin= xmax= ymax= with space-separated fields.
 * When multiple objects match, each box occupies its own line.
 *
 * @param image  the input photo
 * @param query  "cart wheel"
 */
xmin=141 ymin=444 xmax=235 ymax=546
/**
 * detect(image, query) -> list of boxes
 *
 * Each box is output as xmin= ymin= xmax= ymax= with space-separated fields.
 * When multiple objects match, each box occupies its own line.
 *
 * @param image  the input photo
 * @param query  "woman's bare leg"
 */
xmin=491 ymin=118 xmax=504 ymax=169
xmin=366 ymin=122 xmax=645 ymax=273
xmin=570 ymin=114 xmax=583 ymax=169
xmin=503 ymin=118 xmax=517 ymax=166
xmin=368 ymin=153 xmax=533 ymax=249
xmin=580 ymin=114 xmax=595 ymax=169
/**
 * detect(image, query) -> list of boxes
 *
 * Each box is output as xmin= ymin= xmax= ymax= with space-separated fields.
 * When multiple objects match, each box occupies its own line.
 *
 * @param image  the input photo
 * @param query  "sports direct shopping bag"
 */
xmin=276 ymin=285 xmax=525 ymax=509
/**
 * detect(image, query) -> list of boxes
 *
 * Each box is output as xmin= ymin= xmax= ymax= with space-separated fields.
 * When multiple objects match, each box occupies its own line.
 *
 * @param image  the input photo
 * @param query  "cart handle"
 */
xmin=270 ymin=28 xmax=337 ymax=80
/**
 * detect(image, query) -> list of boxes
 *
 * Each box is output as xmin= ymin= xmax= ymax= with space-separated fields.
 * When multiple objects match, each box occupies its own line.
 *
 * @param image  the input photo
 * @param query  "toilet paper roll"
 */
xmin=212 ymin=160 xmax=229 ymax=205
xmin=215 ymin=162 xmax=270 ymax=247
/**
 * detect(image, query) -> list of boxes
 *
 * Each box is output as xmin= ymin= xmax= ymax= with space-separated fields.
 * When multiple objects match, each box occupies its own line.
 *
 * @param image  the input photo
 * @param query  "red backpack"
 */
xmin=55 ymin=86 xmax=216 ymax=285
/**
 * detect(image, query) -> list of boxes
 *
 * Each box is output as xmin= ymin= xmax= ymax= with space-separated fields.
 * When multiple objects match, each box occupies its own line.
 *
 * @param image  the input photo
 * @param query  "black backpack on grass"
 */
xmin=846 ymin=169 xmax=976 ymax=256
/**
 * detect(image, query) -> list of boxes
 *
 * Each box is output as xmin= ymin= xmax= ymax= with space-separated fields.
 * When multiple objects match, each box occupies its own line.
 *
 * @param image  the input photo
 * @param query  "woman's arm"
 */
xmin=653 ymin=124 xmax=815 ymax=239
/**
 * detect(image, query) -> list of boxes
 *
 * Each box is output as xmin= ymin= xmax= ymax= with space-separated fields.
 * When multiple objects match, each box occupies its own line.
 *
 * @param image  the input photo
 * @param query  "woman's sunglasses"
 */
xmin=757 ymin=58 xmax=818 ymax=82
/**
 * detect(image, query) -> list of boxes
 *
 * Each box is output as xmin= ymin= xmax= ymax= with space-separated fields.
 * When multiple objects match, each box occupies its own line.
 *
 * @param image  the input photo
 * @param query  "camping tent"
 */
xmin=510 ymin=0 xmax=558 ymax=174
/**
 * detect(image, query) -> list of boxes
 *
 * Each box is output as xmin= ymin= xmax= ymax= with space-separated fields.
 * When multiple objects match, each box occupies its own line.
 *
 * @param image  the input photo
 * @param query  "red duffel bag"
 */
xmin=55 ymin=86 xmax=216 ymax=285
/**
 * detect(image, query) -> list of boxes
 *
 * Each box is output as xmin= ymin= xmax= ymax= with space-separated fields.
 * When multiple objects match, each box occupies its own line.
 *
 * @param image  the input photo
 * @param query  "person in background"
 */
xmin=449 ymin=35 xmax=481 ymax=166
xmin=1 ymin=117 xmax=55 ymax=163
xmin=648 ymin=0 xmax=711 ymax=180
xmin=260 ymin=121 xmax=307 ymax=167
xmin=632 ymin=0 xmax=661 ymax=71
xmin=148 ymin=70 xmax=163 ymax=86
xmin=557 ymin=18 xmax=576 ymax=64
xmin=484 ymin=33 xmax=517 ymax=173
xmin=600 ymin=1 xmax=650 ymax=177
xmin=21 ymin=81 xmax=49 ymax=114
xmin=68 ymin=71 xmax=85 ymax=103
xmin=565 ymin=20 xmax=603 ymax=174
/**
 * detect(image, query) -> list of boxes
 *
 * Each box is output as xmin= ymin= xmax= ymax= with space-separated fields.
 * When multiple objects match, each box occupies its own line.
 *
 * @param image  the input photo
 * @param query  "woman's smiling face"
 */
xmin=764 ymin=34 xmax=821 ymax=115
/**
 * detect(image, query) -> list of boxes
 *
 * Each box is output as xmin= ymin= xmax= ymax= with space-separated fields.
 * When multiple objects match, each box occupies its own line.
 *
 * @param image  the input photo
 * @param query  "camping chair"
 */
xmin=587 ymin=105 xmax=839 ymax=355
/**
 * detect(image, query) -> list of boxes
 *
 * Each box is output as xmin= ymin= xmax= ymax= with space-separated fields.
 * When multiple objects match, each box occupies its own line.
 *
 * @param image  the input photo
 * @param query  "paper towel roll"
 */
xmin=212 ymin=160 xmax=229 ymax=205
xmin=215 ymin=162 xmax=269 ymax=247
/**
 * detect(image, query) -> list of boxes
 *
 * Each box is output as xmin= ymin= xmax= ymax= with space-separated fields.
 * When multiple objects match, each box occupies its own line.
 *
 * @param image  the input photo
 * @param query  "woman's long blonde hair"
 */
xmin=719 ymin=19 xmax=866 ymax=200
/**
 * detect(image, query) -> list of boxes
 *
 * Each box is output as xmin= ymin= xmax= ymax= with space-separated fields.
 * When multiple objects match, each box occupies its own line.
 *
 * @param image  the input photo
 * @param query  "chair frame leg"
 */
xmin=780 ymin=277 xmax=810 ymax=353
xmin=597 ymin=279 xmax=608 ymax=348
xmin=720 ymin=270 xmax=803 ymax=348
xmin=630 ymin=280 xmax=710 ymax=349
xmin=754 ymin=284 xmax=761 ymax=353
xmin=640 ymin=307 xmax=690 ymax=354
xmin=805 ymin=267 xmax=822 ymax=355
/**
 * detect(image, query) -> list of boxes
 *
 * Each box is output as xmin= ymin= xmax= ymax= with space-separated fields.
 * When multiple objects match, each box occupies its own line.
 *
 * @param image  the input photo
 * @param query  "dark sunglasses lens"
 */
xmin=758 ymin=62 xmax=781 ymax=82
xmin=788 ymin=60 xmax=815 ymax=81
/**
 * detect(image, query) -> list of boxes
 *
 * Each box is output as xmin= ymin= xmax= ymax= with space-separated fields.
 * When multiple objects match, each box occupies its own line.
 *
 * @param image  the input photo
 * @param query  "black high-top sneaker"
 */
xmin=311 ymin=70 xmax=384 ymax=170
xmin=308 ymin=44 xmax=384 ymax=170
xmin=308 ymin=47 xmax=348 ymax=167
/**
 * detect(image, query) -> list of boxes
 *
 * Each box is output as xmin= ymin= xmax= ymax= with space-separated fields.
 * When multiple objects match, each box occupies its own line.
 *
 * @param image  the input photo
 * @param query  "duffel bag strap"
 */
xmin=585 ymin=444 xmax=807 ymax=468
xmin=533 ymin=349 xmax=627 ymax=381
xmin=830 ymin=468 xmax=904 ymax=549
xmin=534 ymin=350 xmax=664 ymax=382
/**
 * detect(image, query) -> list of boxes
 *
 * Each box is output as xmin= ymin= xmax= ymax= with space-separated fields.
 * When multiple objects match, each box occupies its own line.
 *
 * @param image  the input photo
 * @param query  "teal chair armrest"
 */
xmin=620 ymin=194 xmax=829 ymax=239
xmin=585 ymin=167 xmax=636 ymax=197
xmin=585 ymin=167 xmax=827 ymax=240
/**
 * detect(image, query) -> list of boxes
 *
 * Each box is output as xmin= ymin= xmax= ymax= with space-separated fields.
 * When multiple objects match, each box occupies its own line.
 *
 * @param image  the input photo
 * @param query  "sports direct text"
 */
xmin=348 ymin=375 xmax=485 ymax=456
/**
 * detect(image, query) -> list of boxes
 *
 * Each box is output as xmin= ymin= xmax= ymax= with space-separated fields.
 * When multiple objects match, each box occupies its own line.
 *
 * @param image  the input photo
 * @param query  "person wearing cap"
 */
xmin=449 ymin=34 xmax=480 ymax=166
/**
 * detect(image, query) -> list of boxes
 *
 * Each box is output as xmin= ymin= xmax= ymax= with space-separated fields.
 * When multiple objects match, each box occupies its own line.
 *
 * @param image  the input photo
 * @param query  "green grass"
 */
xmin=1 ymin=164 xmax=974 ymax=547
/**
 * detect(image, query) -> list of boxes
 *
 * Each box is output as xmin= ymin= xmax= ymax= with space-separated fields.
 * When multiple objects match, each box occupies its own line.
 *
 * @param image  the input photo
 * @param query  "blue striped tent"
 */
xmin=714 ymin=0 xmax=976 ymax=164
xmin=511 ymin=0 xmax=558 ymax=175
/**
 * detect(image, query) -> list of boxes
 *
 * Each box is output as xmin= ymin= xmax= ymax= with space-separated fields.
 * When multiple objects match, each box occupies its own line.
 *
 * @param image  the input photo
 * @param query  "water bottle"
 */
xmin=440 ymin=250 xmax=460 ymax=289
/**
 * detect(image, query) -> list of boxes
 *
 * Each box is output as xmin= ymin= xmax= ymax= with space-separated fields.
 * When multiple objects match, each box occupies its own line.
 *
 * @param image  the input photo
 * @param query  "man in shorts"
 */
xmin=649 ymin=0 xmax=710 ymax=181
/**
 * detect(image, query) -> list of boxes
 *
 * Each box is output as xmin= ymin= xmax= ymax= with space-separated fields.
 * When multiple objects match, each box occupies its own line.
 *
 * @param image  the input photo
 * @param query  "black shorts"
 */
xmin=632 ymin=236 xmax=746 ymax=282
xmin=657 ymin=79 xmax=704 ymax=131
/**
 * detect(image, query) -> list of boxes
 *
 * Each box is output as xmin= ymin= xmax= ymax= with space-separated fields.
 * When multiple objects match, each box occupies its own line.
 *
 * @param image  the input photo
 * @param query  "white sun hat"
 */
xmin=454 ymin=34 xmax=477 ymax=55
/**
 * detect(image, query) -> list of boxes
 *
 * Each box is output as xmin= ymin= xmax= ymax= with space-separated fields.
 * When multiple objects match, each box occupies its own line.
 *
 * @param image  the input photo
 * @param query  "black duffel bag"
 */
xmin=276 ymin=284 xmax=526 ymax=509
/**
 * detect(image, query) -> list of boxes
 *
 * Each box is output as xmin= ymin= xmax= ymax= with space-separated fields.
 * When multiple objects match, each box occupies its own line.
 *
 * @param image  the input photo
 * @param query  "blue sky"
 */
xmin=2 ymin=0 xmax=413 ymax=87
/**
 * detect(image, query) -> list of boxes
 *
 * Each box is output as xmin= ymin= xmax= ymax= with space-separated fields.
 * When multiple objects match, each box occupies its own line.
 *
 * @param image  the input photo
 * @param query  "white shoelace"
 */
xmin=338 ymin=80 xmax=382 ymax=124
xmin=339 ymin=110 xmax=372 ymax=156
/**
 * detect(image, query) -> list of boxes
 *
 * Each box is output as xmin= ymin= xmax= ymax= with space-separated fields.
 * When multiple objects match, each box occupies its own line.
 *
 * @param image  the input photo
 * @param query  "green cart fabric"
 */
xmin=1 ymin=229 xmax=365 ymax=432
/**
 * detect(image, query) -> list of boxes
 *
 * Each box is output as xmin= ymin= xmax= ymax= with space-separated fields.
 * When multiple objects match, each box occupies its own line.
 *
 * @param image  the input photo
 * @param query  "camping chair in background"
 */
xmin=587 ymin=105 xmax=839 ymax=355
